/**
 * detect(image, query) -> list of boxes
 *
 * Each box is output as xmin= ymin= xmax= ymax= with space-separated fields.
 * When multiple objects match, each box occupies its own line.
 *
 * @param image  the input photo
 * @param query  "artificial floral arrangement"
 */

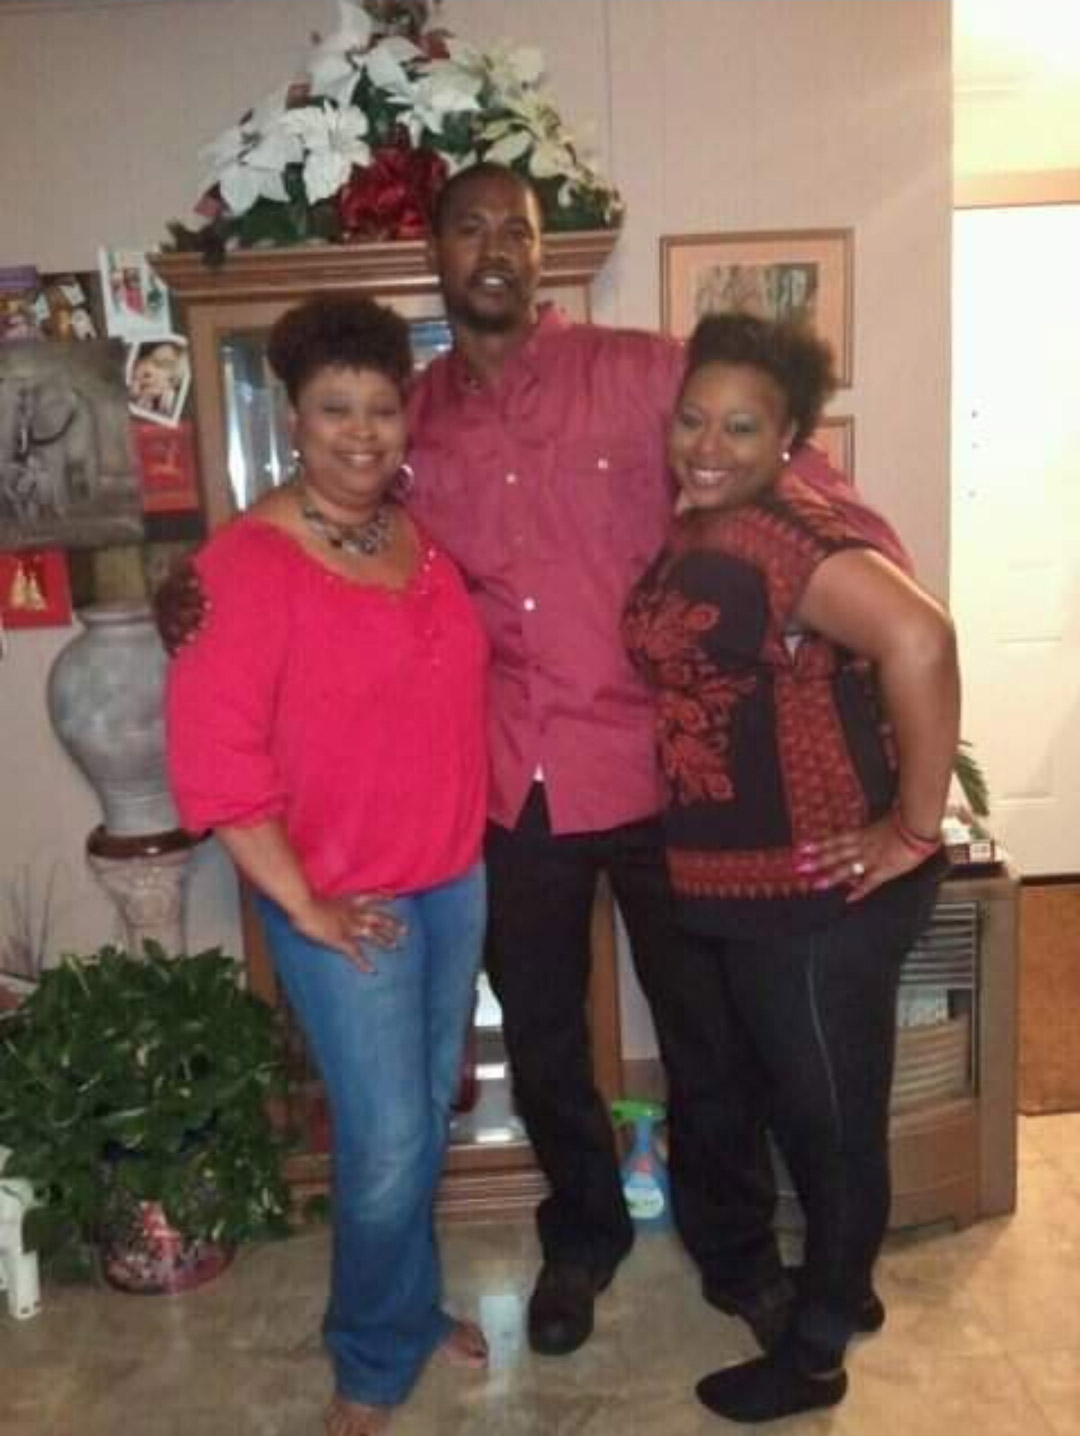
xmin=166 ymin=0 xmax=622 ymax=262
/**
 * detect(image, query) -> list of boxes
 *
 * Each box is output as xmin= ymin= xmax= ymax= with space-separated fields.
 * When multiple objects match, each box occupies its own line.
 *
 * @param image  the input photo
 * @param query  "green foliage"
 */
xmin=0 ymin=943 xmax=291 ymax=1255
xmin=954 ymin=740 xmax=990 ymax=818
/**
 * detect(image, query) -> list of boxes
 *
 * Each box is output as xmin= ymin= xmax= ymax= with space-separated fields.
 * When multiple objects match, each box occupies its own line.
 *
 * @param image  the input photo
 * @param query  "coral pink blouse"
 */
xmin=166 ymin=515 xmax=489 ymax=898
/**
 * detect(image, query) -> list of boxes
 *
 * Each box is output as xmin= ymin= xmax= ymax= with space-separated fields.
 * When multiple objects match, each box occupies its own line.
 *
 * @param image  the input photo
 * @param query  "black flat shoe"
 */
xmin=527 ymin=1261 xmax=613 ymax=1356
xmin=696 ymin=1336 xmax=848 ymax=1423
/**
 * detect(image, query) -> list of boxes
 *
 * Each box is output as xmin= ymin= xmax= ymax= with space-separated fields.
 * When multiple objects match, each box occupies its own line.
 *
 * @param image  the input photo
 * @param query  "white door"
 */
xmin=952 ymin=205 xmax=1080 ymax=875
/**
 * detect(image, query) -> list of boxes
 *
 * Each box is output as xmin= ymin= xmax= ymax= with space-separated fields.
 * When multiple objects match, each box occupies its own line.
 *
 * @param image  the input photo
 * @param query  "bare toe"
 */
xmin=438 ymin=1318 xmax=489 ymax=1370
xmin=324 ymin=1395 xmax=392 ymax=1436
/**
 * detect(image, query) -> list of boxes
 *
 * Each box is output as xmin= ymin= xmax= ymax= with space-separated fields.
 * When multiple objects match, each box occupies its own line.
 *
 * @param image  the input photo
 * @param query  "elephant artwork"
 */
xmin=0 ymin=375 xmax=99 ymax=521
xmin=0 ymin=339 xmax=143 ymax=551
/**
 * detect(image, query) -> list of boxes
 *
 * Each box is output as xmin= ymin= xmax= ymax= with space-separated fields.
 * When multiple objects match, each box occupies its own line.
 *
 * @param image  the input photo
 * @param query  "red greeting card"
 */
xmin=0 ymin=548 xmax=73 ymax=628
xmin=133 ymin=418 xmax=201 ymax=514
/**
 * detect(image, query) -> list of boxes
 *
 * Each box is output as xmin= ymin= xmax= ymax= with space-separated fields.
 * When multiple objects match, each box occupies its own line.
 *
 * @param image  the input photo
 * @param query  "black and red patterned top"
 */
xmin=623 ymin=470 xmax=900 ymax=938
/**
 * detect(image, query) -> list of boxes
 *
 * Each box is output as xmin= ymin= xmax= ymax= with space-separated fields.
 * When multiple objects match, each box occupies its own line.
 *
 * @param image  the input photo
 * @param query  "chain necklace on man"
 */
xmin=297 ymin=486 xmax=394 ymax=557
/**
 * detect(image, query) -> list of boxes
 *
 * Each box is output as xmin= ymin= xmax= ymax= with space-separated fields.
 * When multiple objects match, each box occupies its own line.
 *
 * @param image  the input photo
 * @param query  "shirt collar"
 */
xmin=447 ymin=302 xmax=569 ymax=396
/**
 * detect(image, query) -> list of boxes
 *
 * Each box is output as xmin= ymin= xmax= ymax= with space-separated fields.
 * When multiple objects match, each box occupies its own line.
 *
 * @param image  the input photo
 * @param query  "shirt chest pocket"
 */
xmin=556 ymin=438 xmax=673 ymax=568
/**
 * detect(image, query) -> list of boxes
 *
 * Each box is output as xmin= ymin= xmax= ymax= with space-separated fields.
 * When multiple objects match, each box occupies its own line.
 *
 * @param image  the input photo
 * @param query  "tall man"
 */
xmin=407 ymin=163 xmax=786 ymax=1356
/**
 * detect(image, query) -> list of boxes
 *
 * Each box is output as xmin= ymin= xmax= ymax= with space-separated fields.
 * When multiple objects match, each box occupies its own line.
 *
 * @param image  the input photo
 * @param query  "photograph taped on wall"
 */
xmin=126 ymin=336 xmax=191 ymax=428
xmin=0 ymin=548 xmax=72 ymax=629
xmin=661 ymin=229 xmax=853 ymax=385
xmin=809 ymin=415 xmax=854 ymax=479
xmin=0 ymin=339 xmax=143 ymax=552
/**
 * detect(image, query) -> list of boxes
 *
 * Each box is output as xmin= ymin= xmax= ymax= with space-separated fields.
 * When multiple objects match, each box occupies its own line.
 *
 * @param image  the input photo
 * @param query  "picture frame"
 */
xmin=810 ymin=415 xmax=855 ymax=479
xmin=0 ymin=548 xmax=73 ymax=629
xmin=0 ymin=338 xmax=143 ymax=552
xmin=660 ymin=228 xmax=854 ymax=385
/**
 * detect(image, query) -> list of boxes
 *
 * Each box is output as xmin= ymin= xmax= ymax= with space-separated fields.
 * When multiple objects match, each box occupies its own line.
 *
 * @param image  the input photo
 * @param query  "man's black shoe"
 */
xmin=527 ymin=1261 xmax=617 ymax=1356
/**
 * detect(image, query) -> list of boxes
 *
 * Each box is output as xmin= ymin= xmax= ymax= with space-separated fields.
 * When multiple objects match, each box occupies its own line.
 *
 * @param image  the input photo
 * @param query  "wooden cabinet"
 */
xmin=153 ymin=236 xmax=623 ymax=1220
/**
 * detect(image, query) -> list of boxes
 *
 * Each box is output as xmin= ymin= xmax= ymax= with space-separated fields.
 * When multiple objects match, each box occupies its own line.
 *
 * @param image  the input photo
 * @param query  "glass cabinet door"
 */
xmin=219 ymin=331 xmax=292 ymax=511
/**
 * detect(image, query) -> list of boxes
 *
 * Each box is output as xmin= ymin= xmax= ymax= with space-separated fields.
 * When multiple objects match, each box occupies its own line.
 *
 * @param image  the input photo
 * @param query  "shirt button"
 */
xmin=505 ymin=471 xmax=518 ymax=485
xmin=522 ymin=597 xmax=537 ymax=612
xmin=597 ymin=456 xmax=610 ymax=471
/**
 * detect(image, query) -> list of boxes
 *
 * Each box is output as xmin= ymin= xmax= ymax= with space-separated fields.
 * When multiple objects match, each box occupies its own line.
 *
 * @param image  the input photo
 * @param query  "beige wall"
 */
xmin=0 ymin=1 xmax=952 ymax=1024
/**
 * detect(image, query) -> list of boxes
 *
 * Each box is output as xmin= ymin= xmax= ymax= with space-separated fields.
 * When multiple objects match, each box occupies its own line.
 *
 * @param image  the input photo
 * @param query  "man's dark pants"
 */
xmin=484 ymin=783 xmax=782 ymax=1296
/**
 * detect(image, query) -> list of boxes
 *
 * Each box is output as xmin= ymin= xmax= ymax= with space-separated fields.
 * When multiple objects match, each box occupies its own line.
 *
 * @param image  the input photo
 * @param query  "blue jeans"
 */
xmin=256 ymin=862 xmax=485 ymax=1406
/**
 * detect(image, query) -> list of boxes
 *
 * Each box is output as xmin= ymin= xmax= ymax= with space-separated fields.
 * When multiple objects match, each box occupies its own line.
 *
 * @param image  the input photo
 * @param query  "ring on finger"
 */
xmin=850 ymin=859 xmax=867 ymax=878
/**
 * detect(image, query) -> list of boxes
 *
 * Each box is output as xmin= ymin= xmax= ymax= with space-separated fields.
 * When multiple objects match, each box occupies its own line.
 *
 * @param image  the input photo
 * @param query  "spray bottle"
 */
xmin=611 ymin=1098 xmax=671 ymax=1230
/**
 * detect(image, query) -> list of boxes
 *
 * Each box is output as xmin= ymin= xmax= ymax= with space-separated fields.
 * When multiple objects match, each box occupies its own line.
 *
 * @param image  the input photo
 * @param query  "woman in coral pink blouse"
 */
xmin=166 ymin=297 xmax=489 ymax=1436
xmin=624 ymin=313 xmax=959 ymax=1425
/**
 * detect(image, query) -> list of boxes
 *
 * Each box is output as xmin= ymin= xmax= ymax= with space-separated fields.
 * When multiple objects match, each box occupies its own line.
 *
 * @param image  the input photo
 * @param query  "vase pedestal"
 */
xmin=86 ymin=827 xmax=199 ymax=957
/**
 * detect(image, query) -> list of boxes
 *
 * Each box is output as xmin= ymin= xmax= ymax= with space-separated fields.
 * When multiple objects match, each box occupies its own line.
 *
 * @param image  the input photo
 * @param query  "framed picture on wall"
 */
xmin=660 ymin=228 xmax=854 ymax=385
xmin=809 ymin=415 xmax=855 ymax=479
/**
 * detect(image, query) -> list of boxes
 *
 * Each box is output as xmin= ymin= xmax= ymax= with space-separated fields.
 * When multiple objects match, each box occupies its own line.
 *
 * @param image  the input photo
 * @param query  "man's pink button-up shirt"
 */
xmin=408 ymin=307 xmax=684 ymax=836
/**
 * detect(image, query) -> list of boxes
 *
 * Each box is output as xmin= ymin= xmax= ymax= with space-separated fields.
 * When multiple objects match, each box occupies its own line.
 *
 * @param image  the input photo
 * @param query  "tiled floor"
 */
xmin=4 ymin=1114 xmax=1080 ymax=1435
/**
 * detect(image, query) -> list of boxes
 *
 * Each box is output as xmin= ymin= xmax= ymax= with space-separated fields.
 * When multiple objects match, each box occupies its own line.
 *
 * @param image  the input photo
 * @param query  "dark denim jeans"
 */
xmin=256 ymin=863 xmax=485 ymax=1406
xmin=485 ymin=784 xmax=780 ymax=1290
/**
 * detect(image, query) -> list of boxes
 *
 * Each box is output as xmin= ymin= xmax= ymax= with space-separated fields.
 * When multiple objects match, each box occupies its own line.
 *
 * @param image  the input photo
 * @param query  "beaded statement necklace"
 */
xmin=298 ymin=487 xmax=394 ymax=558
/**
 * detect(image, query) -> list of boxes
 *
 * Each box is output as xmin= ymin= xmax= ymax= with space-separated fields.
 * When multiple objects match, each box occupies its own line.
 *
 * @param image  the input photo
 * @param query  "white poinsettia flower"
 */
xmin=528 ymin=137 xmax=575 ymax=181
xmin=405 ymin=62 xmax=483 ymax=138
xmin=199 ymin=87 xmax=301 ymax=216
xmin=218 ymin=161 xmax=291 ymax=216
xmin=283 ymin=103 xmax=372 ymax=205
xmin=484 ymin=128 xmax=533 ymax=166
xmin=308 ymin=0 xmax=373 ymax=98
xmin=444 ymin=38 xmax=484 ymax=75
xmin=376 ymin=35 xmax=424 ymax=67
xmin=199 ymin=84 xmax=291 ymax=176
xmin=475 ymin=42 xmax=546 ymax=101
xmin=364 ymin=40 xmax=416 ymax=101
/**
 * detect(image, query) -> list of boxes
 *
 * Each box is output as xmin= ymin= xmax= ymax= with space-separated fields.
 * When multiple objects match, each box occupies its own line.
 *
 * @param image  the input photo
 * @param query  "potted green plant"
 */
xmin=0 ymin=942 xmax=291 ymax=1293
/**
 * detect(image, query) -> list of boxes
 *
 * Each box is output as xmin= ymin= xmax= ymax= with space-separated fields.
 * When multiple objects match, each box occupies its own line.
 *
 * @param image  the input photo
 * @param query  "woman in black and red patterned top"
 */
xmin=624 ymin=313 xmax=959 ymax=1424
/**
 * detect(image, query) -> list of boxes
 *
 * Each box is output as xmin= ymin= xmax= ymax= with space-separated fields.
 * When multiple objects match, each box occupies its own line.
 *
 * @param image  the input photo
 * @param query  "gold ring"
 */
xmin=851 ymin=860 xmax=867 ymax=878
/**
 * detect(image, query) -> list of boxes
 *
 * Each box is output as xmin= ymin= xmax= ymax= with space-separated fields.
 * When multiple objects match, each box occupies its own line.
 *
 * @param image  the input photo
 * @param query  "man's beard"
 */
xmin=445 ymin=284 xmax=531 ymax=336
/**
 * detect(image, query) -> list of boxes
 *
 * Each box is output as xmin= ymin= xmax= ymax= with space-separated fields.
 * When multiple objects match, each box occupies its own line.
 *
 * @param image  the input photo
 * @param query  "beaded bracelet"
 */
xmin=891 ymin=808 xmax=942 ymax=856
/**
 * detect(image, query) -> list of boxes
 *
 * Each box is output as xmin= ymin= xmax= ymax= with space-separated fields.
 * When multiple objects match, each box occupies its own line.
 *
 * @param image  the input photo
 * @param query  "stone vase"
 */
xmin=46 ymin=602 xmax=178 ymax=838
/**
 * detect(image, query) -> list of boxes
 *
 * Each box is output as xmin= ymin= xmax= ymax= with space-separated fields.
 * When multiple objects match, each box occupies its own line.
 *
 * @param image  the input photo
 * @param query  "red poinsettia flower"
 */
xmin=336 ymin=142 xmax=449 ymax=240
